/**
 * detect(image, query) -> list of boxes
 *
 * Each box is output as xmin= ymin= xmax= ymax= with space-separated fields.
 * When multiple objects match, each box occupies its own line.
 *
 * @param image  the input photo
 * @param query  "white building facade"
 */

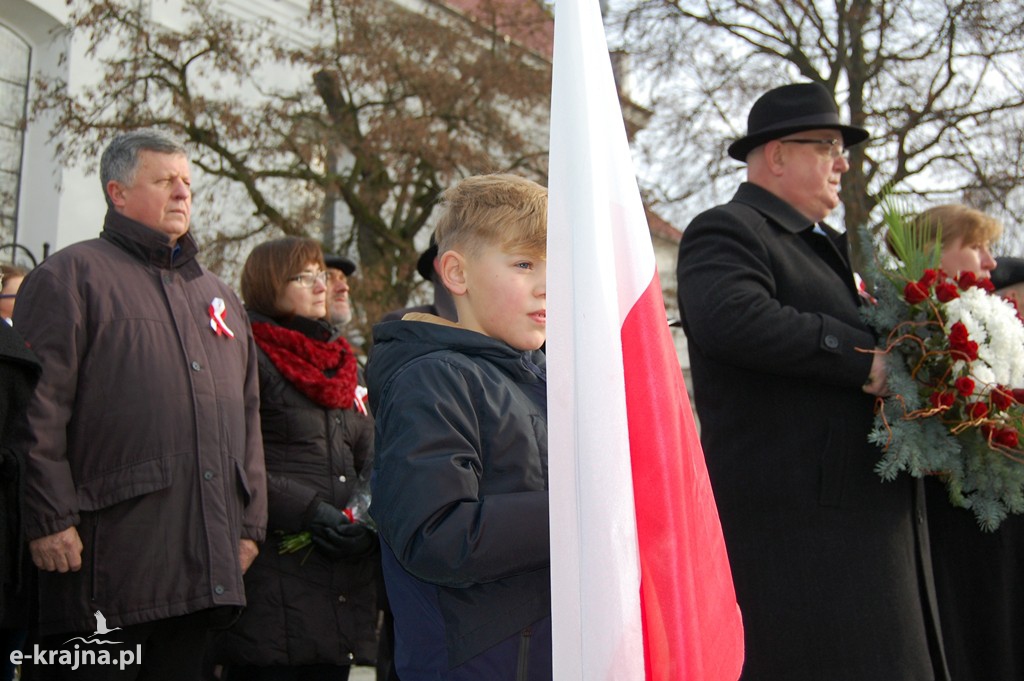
xmin=3 ymin=0 xmax=92 ymax=266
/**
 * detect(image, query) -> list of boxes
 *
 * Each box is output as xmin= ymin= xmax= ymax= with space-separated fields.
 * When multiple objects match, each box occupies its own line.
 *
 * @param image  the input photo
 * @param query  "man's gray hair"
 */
xmin=99 ymin=129 xmax=188 ymax=204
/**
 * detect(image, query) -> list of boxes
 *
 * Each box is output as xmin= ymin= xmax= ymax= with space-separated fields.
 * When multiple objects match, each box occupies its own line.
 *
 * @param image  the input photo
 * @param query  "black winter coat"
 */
xmin=926 ymin=477 xmax=1024 ymax=680
xmin=0 ymin=322 xmax=40 ymax=625
xmin=212 ymin=314 xmax=378 ymax=666
xmin=677 ymin=183 xmax=948 ymax=681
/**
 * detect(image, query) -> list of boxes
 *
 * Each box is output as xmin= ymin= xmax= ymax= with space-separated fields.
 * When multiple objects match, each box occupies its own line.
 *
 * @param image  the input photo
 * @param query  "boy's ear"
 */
xmin=438 ymin=250 xmax=468 ymax=296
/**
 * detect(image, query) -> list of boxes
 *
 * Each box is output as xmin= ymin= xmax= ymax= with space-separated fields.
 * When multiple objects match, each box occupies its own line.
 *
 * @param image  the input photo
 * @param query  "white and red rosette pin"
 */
xmin=354 ymin=385 xmax=369 ymax=416
xmin=208 ymin=297 xmax=235 ymax=338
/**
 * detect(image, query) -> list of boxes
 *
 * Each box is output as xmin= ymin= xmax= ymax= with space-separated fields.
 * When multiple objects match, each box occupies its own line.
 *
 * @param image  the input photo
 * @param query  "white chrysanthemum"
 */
xmin=945 ymin=287 xmax=1024 ymax=392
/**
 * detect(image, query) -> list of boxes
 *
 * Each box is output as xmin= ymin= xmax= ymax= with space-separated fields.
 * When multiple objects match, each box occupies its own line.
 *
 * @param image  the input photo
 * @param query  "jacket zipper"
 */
xmin=516 ymin=626 xmax=532 ymax=681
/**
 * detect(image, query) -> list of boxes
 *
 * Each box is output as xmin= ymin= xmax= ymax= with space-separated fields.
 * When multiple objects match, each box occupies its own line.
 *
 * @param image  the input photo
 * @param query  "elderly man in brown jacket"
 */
xmin=13 ymin=129 xmax=266 ymax=680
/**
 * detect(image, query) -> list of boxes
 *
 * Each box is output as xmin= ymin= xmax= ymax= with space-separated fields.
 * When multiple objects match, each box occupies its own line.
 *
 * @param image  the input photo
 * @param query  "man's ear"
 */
xmin=438 ymin=250 xmax=468 ymax=296
xmin=106 ymin=180 xmax=127 ymax=210
xmin=763 ymin=140 xmax=787 ymax=176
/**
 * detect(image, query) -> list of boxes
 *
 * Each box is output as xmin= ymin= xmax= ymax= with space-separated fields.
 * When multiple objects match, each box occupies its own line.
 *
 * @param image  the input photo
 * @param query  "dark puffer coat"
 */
xmin=212 ymin=313 xmax=378 ymax=666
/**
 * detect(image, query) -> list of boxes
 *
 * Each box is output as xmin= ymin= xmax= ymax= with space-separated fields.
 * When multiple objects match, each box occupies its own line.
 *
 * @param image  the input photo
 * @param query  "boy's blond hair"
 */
xmin=434 ymin=173 xmax=547 ymax=260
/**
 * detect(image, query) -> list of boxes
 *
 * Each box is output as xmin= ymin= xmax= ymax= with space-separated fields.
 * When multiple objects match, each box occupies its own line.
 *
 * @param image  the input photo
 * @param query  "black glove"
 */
xmin=312 ymin=522 xmax=377 ymax=561
xmin=308 ymin=501 xmax=377 ymax=561
xmin=308 ymin=501 xmax=350 ymax=539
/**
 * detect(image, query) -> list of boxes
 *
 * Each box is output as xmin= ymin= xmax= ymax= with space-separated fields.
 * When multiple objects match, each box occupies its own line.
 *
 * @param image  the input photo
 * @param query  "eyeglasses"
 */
xmin=780 ymin=138 xmax=848 ymax=160
xmin=288 ymin=271 xmax=327 ymax=288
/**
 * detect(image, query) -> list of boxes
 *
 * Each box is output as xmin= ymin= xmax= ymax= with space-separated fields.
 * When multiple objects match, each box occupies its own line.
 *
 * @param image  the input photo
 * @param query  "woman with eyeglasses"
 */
xmin=211 ymin=237 xmax=377 ymax=681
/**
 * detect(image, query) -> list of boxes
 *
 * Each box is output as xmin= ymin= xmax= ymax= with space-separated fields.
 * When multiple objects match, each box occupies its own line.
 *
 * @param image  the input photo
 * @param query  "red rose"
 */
xmin=949 ymin=321 xmax=969 ymax=344
xmin=954 ymin=376 xmax=975 ymax=397
xmin=904 ymin=281 xmax=928 ymax=304
xmin=957 ymin=271 xmax=978 ymax=290
xmin=948 ymin=323 xmax=979 ymax=361
xmin=1012 ymin=389 xmax=1024 ymax=404
xmin=995 ymin=429 xmax=1019 ymax=448
xmin=968 ymin=401 xmax=990 ymax=419
xmin=918 ymin=269 xmax=939 ymax=288
xmin=935 ymin=282 xmax=960 ymax=302
xmin=978 ymin=278 xmax=996 ymax=293
xmin=929 ymin=391 xmax=956 ymax=409
xmin=992 ymin=387 xmax=1015 ymax=411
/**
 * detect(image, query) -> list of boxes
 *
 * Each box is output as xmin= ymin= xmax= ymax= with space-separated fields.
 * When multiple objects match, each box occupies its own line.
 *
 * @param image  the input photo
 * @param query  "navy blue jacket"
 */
xmin=367 ymin=315 xmax=550 ymax=679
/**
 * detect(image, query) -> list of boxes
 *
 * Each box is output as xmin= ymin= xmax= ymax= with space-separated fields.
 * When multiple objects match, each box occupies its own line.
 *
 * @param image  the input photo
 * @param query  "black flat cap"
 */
xmin=323 ymin=254 xmax=356 ymax=276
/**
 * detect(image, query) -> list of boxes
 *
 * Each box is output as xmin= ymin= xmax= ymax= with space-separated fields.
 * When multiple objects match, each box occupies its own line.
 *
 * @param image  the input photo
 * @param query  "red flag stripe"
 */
xmin=622 ymin=272 xmax=745 ymax=680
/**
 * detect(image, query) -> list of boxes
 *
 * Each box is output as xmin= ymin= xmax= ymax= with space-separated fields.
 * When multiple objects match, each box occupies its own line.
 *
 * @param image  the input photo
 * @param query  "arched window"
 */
xmin=0 ymin=23 xmax=30 ymax=246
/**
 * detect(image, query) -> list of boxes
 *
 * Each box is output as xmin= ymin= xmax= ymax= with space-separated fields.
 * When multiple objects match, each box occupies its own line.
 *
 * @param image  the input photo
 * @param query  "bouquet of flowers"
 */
xmin=861 ymin=200 xmax=1024 ymax=531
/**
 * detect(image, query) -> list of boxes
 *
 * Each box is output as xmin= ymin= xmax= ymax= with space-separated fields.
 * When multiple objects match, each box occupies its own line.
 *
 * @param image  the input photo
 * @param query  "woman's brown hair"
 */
xmin=241 ymin=237 xmax=325 ymax=318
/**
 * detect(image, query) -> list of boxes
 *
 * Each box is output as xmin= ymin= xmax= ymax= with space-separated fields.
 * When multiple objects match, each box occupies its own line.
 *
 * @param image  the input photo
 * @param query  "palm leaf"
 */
xmin=880 ymin=193 xmax=942 ymax=281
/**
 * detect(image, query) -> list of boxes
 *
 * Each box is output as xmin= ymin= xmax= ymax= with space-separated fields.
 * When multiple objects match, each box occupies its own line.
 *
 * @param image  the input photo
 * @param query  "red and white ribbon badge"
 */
xmin=209 ymin=297 xmax=235 ymax=338
xmin=354 ymin=385 xmax=369 ymax=416
xmin=854 ymin=272 xmax=877 ymax=305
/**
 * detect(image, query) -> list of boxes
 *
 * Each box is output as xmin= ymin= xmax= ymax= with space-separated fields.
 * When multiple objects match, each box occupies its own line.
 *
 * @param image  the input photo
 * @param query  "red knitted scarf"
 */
xmin=251 ymin=321 xmax=358 ymax=409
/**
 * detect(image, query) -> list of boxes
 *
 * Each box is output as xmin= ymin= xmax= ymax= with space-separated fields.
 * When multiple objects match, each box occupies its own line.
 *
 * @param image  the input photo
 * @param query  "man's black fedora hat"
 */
xmin=727 ymin=82 xmax=869 ymax=162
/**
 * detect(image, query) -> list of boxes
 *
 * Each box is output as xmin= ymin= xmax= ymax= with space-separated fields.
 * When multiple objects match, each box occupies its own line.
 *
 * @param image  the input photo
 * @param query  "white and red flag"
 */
xmin=545 ymin=0 xmax=745 ymax=679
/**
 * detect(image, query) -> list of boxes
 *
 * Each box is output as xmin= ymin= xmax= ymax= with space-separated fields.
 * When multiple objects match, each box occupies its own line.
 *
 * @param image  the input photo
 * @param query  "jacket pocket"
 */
xmin=76 ymin=456 xmax=174 ymax=511
xmin=234 ymin=458 xmax=252 ymax=507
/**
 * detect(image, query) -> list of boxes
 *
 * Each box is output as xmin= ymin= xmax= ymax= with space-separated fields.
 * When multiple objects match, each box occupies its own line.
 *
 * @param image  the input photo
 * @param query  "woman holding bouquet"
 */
xmin=908 ymin=204 xmax=1023 ymax=681
xmin=211 ymin=237 xmax=378 ymax=681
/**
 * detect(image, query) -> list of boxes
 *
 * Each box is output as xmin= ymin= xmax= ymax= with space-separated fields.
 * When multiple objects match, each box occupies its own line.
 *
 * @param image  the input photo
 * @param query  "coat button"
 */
xmin=203 ymin=470 xmax=214 ymax=480
xmin=191 ymin=360 xmax=202 ymax=371
xmin=337 ymin=594 xmax=346 ymax=603
xmin=338 ymin=475 xmax=347 ymax=483
xmin=214 ymin=585 xmax=225 ymax=595
xmin=162 ymin=274 xmax=173 ymax=285
xmin=824 ymin=335 xmax=839 ymax=349
xmin=347 ymin=653 xmax=354 ymax=661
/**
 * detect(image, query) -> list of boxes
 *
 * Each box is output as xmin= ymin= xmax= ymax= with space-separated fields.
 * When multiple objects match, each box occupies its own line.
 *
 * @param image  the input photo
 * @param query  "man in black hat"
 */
xmin=324 ymin=253 xmax=358 ymax=330
xmin=676 ymin=83 xmax=949 ymax=680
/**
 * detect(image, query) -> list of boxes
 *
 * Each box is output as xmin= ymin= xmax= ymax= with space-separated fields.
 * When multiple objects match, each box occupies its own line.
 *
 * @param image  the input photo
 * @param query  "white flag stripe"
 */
xmin=547 ymin=0 xmax=650 ymax=678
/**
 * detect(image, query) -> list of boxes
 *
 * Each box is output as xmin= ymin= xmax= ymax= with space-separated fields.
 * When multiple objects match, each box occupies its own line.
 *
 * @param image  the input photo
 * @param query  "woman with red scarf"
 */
xmin=211 ymin=237 xmax=377 ymax=681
